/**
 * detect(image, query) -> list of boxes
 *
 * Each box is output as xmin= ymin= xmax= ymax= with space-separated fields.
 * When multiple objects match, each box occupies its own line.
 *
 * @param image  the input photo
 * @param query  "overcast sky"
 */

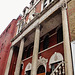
xmin=0 ymin=0 xmax=30 ymax=35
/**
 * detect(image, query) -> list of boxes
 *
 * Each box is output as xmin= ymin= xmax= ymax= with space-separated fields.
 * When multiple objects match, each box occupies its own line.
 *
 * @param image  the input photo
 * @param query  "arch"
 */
xmin=37 ymin=56 xmax=48 ymax=75
xmin=37 ymin=65 xmax=45 ymax=74
xmin=49 ymin=52 xmax=63 ymax=68
xmin=24 ymin=63 xmax=32 ymax=74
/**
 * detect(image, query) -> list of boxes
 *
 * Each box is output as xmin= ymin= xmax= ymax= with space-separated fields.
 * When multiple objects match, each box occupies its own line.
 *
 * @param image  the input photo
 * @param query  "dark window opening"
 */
xmin=20 ymin=64 xmax=23 ymax=75
xmin=37 ymin=65 xmax=45 ymax=74
xmin=57 ymin=26 xmax=63 ymax=43
xmin=22 ymin=48 xmax=26 ymax=60
xmin=46 ymin=72 xmax=51 ymax=75
xmin=26 ymin=70 xmax=31 ymax=75
xmin=49 ymin=0 xmax=52 ymax=2
xmin=43 ymin=0 xmax=47 ymax=8
xmin=51 ymin=61 xmax=61 ymax=72
xmin=39 ymin=41 xmax=41 ymax=52
xmin=26 ymin=46 xmax=31 ymax=58
xmin=43 ymin=34 xmax=49 ymax=50
xmin=49 ymin=0 xmax=53 ymax=3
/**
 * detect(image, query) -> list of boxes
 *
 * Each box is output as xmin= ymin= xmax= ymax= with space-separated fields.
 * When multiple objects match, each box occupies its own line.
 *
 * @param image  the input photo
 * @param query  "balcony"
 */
xmin=50 ymin=61 xmax=65 ymax=75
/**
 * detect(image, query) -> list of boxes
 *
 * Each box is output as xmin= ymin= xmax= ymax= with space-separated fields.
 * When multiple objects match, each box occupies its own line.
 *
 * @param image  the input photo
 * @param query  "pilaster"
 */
xmin=61 ymin=2 xmax=73 ymax=75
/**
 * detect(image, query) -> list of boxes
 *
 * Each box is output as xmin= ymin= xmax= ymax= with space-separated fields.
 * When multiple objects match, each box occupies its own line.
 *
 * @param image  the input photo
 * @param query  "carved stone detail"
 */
xmin=37 ymin=56 xmax=48 ymax=68
xmin=49 ymin=52 xmax=63 ymax=68
xmin=25 ymin=63 xmax=32 ymax=74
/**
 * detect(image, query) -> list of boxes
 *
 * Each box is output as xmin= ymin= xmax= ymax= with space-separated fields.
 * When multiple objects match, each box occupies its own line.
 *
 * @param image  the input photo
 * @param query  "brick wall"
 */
xmin=68 ymin=0 xmax=75 ymax=41
xmin=0 ymin=16 xmax=21 ymax=75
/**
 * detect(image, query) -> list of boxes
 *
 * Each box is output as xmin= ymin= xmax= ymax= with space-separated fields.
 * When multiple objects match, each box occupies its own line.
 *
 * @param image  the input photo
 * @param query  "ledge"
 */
xmin=22 ymin=41 xmax=63 ymax=62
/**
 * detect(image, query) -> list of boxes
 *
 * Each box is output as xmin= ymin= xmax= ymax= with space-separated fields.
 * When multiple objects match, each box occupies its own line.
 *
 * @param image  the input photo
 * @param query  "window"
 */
xmin=43 ymin=0 xmax=48 ymax=8
xmin=57 ymin=26 xmax=63 ymax=43
xmin=43 ymin=34 xmax=49 ymax=50
xmin=26 ymin=70 xmax=31 ymax=75
xmin=26 ymin=46 xmax=31 ymax=58
xmin=37 ymin=65 xmax=45 ymax=74
xmin=23 ymin=7 xmax=29 ymax=17
xmin=22 ymin=48 xmax=26 ymax=60
xmin=49 ymin=0 xmax=54 ymax=3
xmin=42 ymin=0 xmax=54 ymax=9
xmin=51 ymin=61 xmax=61 ymax=72
xmin=20 ymin=64 xmax=23 ymax=75
xmin=25 ymin=63 xmax=32 ymax=75
xmin=39 ymin=41 xmax=41 ymax=52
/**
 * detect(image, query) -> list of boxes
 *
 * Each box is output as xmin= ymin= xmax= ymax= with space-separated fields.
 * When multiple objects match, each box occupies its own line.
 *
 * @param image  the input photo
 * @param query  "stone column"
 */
xmin=14 ymin=38 xmax=25 ymax=75
xmin=4 ymin=46 xmax=14 ymax=75
xmin=61 ymin=3 xmax=73 ymax=75
xmin=31 ymin=26 xmax=40 ymax=75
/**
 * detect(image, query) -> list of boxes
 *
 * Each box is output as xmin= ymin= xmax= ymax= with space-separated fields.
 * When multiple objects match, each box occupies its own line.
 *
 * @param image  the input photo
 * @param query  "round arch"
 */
xmin=49 ymin=52 xmax=63 ymax=68
xmin=24 ymin=63 xmax=32 ymax=74
xmin=37 ymin=65 xmax=45 ymax=74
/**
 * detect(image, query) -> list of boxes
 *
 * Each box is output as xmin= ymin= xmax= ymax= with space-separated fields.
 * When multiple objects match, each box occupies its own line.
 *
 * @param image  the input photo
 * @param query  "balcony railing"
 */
xmin=50 ymin=61 xmax=65 ymax=75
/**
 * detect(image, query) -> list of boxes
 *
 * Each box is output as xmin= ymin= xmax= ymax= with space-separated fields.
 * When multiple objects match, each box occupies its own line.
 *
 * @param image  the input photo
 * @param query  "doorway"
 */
xmin=37 ymin=65 xmax=45 ymax=75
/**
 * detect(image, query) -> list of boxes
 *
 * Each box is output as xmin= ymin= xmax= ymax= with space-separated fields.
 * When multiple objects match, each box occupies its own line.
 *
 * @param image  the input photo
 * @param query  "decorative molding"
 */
xmin=24 ymin=56 xmax=48 ymax=75
xmin=39 ymin=42 xmax=63 ymax=54
xmin=37 ymin=56 xmax=48 ymax=68
xmin=24 ymin=63 xmax=32 ymax=74
xmin=61 ymin=2 xmax=67 ymax=10
xmin=37 ymin=56 xmax=48 ymax=75
xmin=49 ymin=52 xmax=63 ymax=68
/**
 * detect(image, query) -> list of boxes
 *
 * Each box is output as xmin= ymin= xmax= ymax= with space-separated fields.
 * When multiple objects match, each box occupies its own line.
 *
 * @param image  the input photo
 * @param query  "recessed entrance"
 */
xmin=37 ymin=65 xmax=45 ymax=75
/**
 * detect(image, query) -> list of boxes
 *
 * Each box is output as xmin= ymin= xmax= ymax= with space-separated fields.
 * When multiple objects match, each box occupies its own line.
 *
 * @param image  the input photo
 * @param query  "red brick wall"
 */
xmin=9 ymin=47 xmax=19 ymax=75
xmin=0 ymin=16 xmax=21 ymax=75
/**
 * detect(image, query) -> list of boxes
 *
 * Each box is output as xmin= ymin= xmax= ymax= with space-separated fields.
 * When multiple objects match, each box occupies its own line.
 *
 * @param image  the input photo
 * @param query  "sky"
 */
xmin=0 ymin=0 xmax=30 ymax=35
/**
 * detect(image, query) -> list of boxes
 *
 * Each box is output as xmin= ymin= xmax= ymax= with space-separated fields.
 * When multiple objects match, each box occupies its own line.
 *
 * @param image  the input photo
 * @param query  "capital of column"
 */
xmin=10 ymin=46 xmax=14 ymax=50
xmin=35 ymin=24 xmax=43 ymax=31
xmin=21 ymin=37 xmax=26 ymax=43
xmin=61 ymin=2 xmax=67 ymax=10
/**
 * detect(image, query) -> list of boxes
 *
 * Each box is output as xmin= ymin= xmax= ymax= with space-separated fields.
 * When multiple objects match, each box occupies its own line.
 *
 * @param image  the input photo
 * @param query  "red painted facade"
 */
xmin=21 ymin=43 xmax=64 ymax=75
xmin=2 ymin=0 xmax=69 ymax=75
xmin=21 ymin=28 xmax=64 ymax=75
xmin=0 ymin=16 xmax=21 ymax=75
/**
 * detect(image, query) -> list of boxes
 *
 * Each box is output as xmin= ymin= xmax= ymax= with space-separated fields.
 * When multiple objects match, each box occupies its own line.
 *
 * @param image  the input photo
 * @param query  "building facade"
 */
xmin=3 ymin=0 xmax=75 ymax=75
xmin=0 ymin=16 xmax=21 ymax=75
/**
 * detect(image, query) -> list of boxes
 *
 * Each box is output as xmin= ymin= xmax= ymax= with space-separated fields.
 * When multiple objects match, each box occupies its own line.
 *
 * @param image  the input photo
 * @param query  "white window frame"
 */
xmin=41 ymin=0 xmax=54 ymax=11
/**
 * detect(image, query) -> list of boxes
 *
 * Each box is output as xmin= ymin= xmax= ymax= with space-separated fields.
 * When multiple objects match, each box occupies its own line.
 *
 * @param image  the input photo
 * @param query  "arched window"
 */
xmin=49 ymin=52 xmax=63 ymax=71
xmin=26 ymin=46 xmax=31 ymax=58
xmin=37 ymin=65 xmax=45 ymax=74
xmin=25 ymin=63 xmax=32 ymax=75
